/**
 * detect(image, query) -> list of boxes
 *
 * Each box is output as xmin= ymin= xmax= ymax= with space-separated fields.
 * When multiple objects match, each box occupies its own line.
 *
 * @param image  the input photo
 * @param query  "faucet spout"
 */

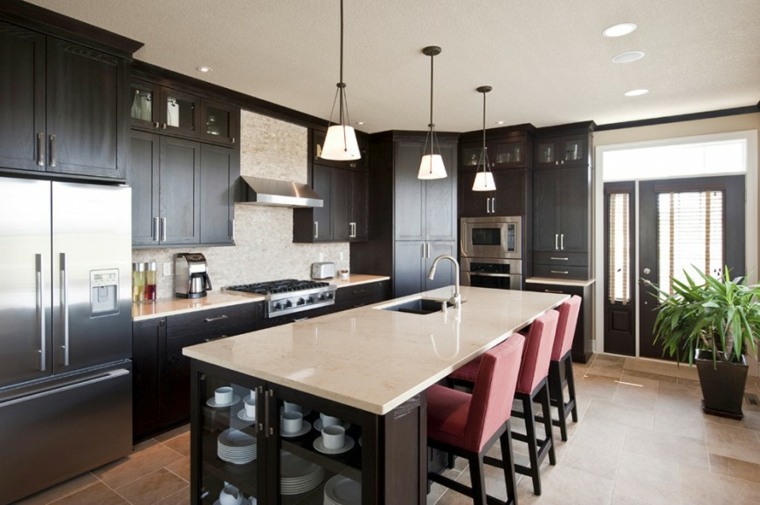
xmin=427 ymin=255 xmax=461 ymax=308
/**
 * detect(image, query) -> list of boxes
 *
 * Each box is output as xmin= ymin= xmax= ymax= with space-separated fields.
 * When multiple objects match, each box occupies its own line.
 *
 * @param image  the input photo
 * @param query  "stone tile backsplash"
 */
xmin=133 ymin=109 xmax=349 ymax=300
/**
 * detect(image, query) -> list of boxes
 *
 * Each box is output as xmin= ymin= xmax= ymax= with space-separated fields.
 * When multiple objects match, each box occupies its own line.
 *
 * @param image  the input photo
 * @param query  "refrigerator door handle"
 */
xmin=59 ymin=253 xmax=69 ymax=367
xmin=36 ymin=254 xmax=46 ymax=372
xmin=0 ymin=369 xmax=130 ymax=408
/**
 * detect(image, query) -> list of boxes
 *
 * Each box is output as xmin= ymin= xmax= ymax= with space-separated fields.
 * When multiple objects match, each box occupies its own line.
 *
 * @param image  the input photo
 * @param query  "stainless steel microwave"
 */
xmin=460 ymin=216 xmax=522 ymax=259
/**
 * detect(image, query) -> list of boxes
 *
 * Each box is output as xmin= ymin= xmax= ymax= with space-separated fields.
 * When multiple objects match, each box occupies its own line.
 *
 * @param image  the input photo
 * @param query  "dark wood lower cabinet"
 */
xmin=189 ymin=360 xmax=426 ymax=504
xmin=524 ymin=280 xmax=594 ymax=363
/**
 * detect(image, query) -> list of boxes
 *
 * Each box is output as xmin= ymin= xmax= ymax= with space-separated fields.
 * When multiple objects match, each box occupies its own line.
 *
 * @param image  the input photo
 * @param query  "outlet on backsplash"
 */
xmin=319 ymin=252 xmax=325 ymax=262
xmin=162 ymin=262 xmax=173 ymax=277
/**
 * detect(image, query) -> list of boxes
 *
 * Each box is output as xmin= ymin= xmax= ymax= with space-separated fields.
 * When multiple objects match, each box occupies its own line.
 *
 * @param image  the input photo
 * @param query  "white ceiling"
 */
xmin=29 ymin=0 xmax=760 ymax=133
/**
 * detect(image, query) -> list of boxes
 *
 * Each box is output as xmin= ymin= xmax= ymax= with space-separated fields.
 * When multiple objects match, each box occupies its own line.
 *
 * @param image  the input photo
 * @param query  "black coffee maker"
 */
xmin=174 ymin=253 xmax=212 ymax=298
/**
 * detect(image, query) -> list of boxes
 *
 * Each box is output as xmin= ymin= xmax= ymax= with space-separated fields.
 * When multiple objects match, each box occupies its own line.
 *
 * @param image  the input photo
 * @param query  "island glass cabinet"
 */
xmin=190 ymin=360 xmax=426 ymax=505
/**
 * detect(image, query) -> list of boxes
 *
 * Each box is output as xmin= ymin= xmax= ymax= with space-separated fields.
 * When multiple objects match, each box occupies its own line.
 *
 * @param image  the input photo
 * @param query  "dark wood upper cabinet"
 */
xmin=200 ymin=143 xmax=238 ymax=245
xmin=0 ymin=20 xmax=129 ymax=180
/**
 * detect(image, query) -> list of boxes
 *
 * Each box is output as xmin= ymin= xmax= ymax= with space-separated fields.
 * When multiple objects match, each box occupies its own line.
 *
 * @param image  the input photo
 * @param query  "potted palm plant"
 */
xmin=651 ymin=266 xmax=760 ymax=419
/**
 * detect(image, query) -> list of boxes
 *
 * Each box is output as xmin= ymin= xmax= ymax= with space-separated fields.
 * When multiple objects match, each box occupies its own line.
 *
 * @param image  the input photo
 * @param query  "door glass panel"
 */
xmin=537 ymin=142 xmax=554 ymax=164
xmin=657 ymin=190 xmax=724 ymax=293
xmin=494 ymin=142 xmax=523 ymax=164
xmin=564 ymin=139 xmax=583 ymax=161
xmin=608 ymin=192 xmax=630 ymax=303
xmin=461 ymin=146 xmax=481 ymax=168
xmin=166 ymin=95 xmax=196 ymax=129
xmin=204 ymin=106 xmax=230 ymax=138
xmin=130 ymin=85 xmax=153 ymax=122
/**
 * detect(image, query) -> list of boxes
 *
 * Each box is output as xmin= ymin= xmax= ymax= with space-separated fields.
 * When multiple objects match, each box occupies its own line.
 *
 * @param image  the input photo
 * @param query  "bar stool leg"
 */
xmin=522 ymin=395 xmax=542 ymax=495
xmin=539 ymin=384 xmax=556 ymax=465
xmin=566 ymin=356 xmax=578 ymax=422
xmin=499 ymin=422 xmax=518 ymax=505
xmin=469 ymin=454 xmax=488 ymax=505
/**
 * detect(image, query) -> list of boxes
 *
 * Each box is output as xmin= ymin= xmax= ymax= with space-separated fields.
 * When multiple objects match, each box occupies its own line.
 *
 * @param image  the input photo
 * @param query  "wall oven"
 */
xmin=460 ymin=216 xmax=522 ymax=260
xmin=460 ymin=216 xmax=523 ymax=290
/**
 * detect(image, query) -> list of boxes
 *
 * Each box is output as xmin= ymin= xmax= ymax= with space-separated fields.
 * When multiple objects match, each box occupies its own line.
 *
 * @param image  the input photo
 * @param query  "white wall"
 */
xmin=133 ymin=110 xmax=350 ymax=299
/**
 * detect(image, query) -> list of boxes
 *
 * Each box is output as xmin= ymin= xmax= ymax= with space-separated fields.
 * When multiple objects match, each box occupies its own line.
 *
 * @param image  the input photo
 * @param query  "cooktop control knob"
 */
xmin=305 ymin=295 xmax=314 ymax=304
xmin=296 ymin=297 xmax=305 ymax=306
xmin=272 ymin=301 xmax=282 ymax=311
xmin=325 ymin=292 xmax=334 ymax=300
xmin=284 ymin=300 xmax=293 ymax=309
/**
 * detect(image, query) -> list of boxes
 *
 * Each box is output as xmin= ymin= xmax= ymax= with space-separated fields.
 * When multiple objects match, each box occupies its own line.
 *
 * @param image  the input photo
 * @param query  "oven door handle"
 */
xmin=469 ymin=272 xmax=517 ymax=278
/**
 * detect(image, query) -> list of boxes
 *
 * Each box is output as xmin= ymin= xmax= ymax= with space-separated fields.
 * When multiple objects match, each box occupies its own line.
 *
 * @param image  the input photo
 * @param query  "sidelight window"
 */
xmin=608 ymin=192 xmax=631 ymax=303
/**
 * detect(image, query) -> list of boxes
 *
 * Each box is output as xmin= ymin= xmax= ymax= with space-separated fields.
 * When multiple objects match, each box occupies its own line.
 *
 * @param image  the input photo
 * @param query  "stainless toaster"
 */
xmin=311 ymin=262 xmax=336 ymax=280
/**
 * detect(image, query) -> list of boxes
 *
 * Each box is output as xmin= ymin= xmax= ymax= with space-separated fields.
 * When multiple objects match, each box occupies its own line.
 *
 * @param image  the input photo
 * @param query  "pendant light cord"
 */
xmin=428 ymin=51 xmax=434 ymax=157
xmin=338 ymin=0 xmax=345 ymax=126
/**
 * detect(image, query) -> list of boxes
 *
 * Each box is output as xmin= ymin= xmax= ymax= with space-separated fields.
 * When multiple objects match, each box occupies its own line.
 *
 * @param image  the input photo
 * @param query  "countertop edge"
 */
xmin=526 ymin=277 xmax=596 ymax=287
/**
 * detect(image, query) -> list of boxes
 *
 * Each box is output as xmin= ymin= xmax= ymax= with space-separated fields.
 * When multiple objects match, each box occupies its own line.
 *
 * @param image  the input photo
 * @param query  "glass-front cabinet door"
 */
xmin=130 ymin=80 xmax=160 ymax=128
xmin=201 ymin=100 xmax=238 ymax=146
xmin=491 ymin=140 xmax=524 ymax=168
xmin=161 ymin=88 xmax=200 ymax=136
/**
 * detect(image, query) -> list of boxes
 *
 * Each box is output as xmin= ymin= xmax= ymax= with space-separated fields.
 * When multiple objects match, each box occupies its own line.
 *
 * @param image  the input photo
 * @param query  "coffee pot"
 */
xmin=174 ymin=253 xmax=212 ymax=298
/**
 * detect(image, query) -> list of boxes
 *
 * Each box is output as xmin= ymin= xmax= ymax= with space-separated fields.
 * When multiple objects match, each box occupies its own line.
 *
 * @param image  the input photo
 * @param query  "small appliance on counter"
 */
xmin=175 ymin=252 xmax=212 ymax=298
xmin=311 ymin=262 xmax=336 ymax=280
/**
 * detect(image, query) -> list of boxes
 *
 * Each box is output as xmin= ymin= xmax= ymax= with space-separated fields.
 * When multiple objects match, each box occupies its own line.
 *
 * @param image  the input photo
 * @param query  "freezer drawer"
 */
xmin=0 ymin=365 xmax=133 ymax=504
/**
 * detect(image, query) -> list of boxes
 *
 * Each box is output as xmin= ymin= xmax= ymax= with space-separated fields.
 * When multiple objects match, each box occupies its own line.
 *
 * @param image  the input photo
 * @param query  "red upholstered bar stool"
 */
xmin=508 ymin=309 xmax=559 ymax=496
xmin=546 ymin=295 xmax=582 ymax=441
xmin=426 ymin=334 xmax=526 ymax=505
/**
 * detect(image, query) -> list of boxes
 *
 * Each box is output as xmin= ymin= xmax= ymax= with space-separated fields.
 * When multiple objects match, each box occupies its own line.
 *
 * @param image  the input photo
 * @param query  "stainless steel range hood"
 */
xmin=239 ymin=176 xmax=323 ymax=208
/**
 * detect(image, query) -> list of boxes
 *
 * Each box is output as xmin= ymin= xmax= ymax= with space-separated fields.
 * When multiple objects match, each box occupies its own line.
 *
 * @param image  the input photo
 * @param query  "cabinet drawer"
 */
xmin=166 ymin=303 xmax=257 ymax=342
xmin=533 ymin=251 xmax=588 ymax=267
xmin=533 ymin=263 xmax=589 ymax=280
xmin=334 ymin=280 xmax=390 ymax=310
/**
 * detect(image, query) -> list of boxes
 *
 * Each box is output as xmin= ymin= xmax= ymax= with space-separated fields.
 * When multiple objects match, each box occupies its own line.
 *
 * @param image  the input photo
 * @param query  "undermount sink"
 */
xmin=379 ymin=298 xmax=455 ymax=315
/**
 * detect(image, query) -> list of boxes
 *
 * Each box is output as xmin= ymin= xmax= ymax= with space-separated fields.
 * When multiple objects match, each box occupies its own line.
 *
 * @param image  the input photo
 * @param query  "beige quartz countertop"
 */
xmin=132 ymin=274 xmax=390 ymax=321
xmin=183 ymin=286 xmax=568 ymax=415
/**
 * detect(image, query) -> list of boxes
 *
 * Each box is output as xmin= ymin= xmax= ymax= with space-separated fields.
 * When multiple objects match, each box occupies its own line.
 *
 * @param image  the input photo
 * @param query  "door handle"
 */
xmin=160 ymin=217 xmax=167 ymax=242
xmin=560 ymin=234 xmax=565 ymax=250
xmin=314 ymin=221 xmax=318 ymax=239
xmin=36 ymin=254 xmax=46 ymax=371
xmin=152 ymin=217 xmax=160 ymax=242
xmin=204 ymin=314 xmax=228 ymax=323
xmin=37 ymin=133 xmax=45 ymax=166
xmin=59 ymin=253 xmax=69 ymax=366
xmin=491 ymin=197 xmax=496 ymax=214
xmin=256 ymin=386 xmax=265 ymax=433
xmin=555 ymin=234 xmax=559 ymax=250
xmin=49 ymin=134 xmax=57 ymax=167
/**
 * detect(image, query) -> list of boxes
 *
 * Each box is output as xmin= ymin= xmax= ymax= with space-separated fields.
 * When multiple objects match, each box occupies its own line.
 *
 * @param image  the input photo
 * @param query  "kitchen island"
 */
xmin=184 ymin=286 xmax=568 ymax=504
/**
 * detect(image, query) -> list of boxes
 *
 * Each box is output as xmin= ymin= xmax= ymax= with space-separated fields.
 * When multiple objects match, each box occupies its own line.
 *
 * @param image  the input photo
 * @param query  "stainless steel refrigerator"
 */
xmin=0 ymin=177 xmax=133 ymax=504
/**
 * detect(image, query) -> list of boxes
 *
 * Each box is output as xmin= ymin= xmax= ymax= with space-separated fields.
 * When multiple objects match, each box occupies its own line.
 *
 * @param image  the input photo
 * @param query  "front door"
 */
xmin=638 ymin=176 xmax=745 ymax=359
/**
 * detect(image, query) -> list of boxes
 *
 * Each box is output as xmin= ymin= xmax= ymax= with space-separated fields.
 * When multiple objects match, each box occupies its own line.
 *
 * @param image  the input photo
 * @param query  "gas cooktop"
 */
xmin=225 ymin=279 xmax=336 ymax=318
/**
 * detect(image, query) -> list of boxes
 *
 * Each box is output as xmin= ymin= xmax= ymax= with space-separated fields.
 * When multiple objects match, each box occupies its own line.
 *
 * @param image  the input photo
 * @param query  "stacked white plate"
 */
xmin=279 ymin=451 xmax=324 ymax=495
xmin=217 ymin=428 xmax=257 ymax=464
xmin=323 ymin=475 xmax=361 ymax=505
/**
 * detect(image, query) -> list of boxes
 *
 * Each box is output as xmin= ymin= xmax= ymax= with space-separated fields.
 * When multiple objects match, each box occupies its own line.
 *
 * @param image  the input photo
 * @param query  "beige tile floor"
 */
xmin=14 ymin=354 xmax=760 ymax=505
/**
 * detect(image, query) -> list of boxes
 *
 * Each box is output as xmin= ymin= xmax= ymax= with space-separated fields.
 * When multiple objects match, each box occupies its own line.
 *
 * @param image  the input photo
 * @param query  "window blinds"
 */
xmin=608 ymin=193 xmax=630 ymax=303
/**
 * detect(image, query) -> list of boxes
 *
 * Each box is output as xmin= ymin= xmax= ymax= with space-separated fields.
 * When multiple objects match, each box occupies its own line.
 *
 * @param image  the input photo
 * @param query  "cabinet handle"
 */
xmin=544 ymin=289 xmax=565 ymax=294
xmin=560 ymin=234 xmax=565 ymax=250
xmin=550 ymin=270 xmax=569 ymax=275
xmin=153 ymin=122 xmax=160 ymax=129
xmin=36 ymin=254 xmax=46 ymax=371
xmin=49 ymin=134 xmax=57 ymax=167
xmin=555 ymin=234 xmax=559 ymax=250
xmin=491 ymin=197 xmax=496 ymax=214
xmin=485 ymin=198 xmax=490 ymax=214
xmin=161 ymin=217 xmax=167 ymax=242
xmin=204 ymin=314 xmax=228 ymax=323
xmin=162 ymin=123 xmax=167 ymax=129
xmin=550 ymin=257 xmax=569 ymax=261
xmin=37 ymin=133 xmax=45 ymax=166
xmin=266 ymin=389 xmax=274 ymax=436
xmin=231 ymin=137 xmax=236 ymax=144
xmin=314 ymin=221 xmax=318 ymax=239
xmin=204 ymin=334 xmax=227 ymax=342
xmin=152 ymin=217 xmax=160 ymax=242
xmin=555 ymin=160 xmax=559 ymax=166
xmin=256 ymin=386 xmax=265 ymax=433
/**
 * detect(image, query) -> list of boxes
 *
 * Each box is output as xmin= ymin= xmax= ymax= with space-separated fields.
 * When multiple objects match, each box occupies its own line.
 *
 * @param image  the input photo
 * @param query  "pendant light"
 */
xmin=418 ymin=46 xmax=447 ymax=180
xmin=320 ymin=0 xmax=360 ymax=161
xmin=472 ymin=86 xmax=496 ymax=191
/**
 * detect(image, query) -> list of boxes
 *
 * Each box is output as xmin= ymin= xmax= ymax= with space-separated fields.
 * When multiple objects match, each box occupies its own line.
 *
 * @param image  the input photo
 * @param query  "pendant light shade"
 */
xmin=472 ymin=85 xmax=496 ymax=191
xmin=418 ymin=46 xmax=447 ymax=180
xmin=321 ymin=0 xmax=361 ymax=161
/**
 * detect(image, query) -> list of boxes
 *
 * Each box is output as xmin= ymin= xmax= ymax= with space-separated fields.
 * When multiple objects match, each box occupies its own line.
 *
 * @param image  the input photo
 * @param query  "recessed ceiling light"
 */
xmin=612 ymin=50 xmax=645 ymax=63
xmin=624 ymin=89 xmax=649 ymax=97
xmin=355 ymin=121 xmax=365 ymax=126
xmin=603 ymin=23 xmax=637 ymax=38
xmin=196 ymin=66 xmax=213 ymax=73
xmin=495 ymin=120 xmax=506 ymax=125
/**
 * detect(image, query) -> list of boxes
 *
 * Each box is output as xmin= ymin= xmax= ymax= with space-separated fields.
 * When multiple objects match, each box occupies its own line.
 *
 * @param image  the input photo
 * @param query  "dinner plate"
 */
xmin=324 ymin=475 xmax=361 ymax=505
xmin=206 ymin=395 xmax=241 ymax=408
xmin=313 ymin=435 xmax=355 ymax=455
xmin=280 ymin=420 xmax=311 ymax=438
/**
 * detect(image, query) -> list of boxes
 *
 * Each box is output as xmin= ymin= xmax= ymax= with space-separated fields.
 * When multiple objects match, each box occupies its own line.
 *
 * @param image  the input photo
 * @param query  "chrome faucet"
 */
xmin=428 ymin=255 xmax=461 ymax=308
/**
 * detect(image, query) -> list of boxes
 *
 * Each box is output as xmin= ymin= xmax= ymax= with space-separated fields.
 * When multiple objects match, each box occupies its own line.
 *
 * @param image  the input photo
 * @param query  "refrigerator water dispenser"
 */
xmin=90 ymin=269 xmax=119 ymax=316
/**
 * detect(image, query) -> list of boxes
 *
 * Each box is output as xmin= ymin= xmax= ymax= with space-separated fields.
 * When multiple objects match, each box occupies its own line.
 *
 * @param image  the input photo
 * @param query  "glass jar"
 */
xmin=132 ymin=262 xmax=145 ymax=303
xmin=145 ymin=261 xmax=157 ymax=301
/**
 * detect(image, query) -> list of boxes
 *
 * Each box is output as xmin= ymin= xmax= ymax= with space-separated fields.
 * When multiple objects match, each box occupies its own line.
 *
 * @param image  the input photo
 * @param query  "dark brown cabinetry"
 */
xmin=132 ymin=303 xmax=257 ymax=441
xmin=128 ymin=132 xmax=202 ymax=246
xmin=130 ymin=80 xmax=239 ymax=147
xmin=458 ymin=125 xmax=533 ymax=219
xmin=532 ymin=122 xmax=594 ymax=280
xmin=524 ymin=280 xmax=593 ymax=363
xmin=0 ymin=20 xmax=130 ymax=180
xmin=333 ymin=280 xmax=390 ymax=311
xmin=200 ymin=143 xmax=238 ymax=245
xmin=351 ymin=131 xmax=458 ymax=298
xmin=293 ymin=163 xmax=368 ymax=243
